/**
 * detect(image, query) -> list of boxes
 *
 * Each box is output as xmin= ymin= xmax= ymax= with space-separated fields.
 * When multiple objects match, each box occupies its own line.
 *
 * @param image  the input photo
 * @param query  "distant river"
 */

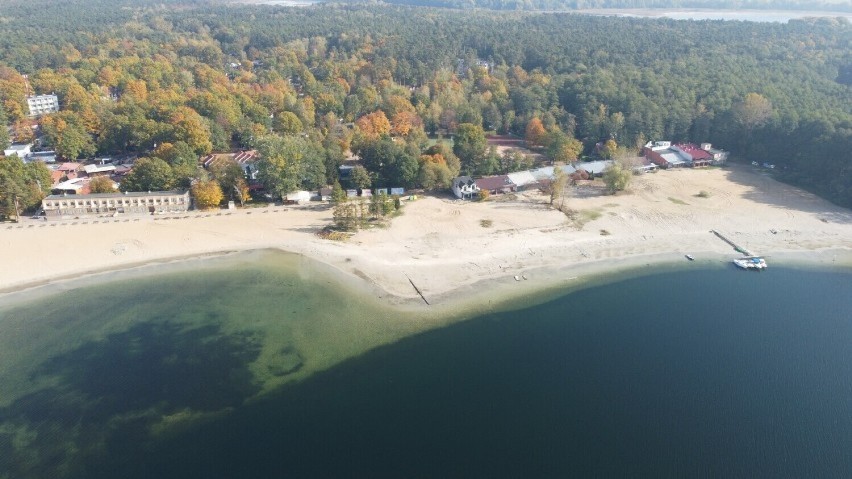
xmin=1 ymin=251 xmax=851 ymax=478
xmin=576 ymin=8 xmax=852 ymax=23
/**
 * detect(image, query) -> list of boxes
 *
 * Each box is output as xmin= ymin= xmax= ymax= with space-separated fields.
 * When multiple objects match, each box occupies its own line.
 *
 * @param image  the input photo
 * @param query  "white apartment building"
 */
xmin=27 ymin=94 xmax=59 ymax=116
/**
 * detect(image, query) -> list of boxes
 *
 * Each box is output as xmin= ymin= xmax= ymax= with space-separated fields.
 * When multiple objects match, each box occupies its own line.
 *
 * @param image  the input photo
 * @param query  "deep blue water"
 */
xmin=2 ymin=264 xmax=852 ymax=478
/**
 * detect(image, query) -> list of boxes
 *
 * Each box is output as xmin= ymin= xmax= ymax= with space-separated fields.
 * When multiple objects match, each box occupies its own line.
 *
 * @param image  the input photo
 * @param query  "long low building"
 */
xmin=41 ymin=191 xmax=190 ymax=220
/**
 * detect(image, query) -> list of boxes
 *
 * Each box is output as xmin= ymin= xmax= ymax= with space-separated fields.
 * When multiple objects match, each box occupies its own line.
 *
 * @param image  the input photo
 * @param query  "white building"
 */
xmin=3 ymin=143 xmax=32 ymax=158
xmin=26 ymin=94 xmax=59 ymax=116
xmin=451 ymin=176 xmax=480 ymax=200
xmin=701 ymin=143 xmax=729 ymax=165
xmin=83 ymin=164 xmax=116 ymax=176
xmin=42 ymin=191 xmax=190 ymax=220
xmin=576 ymin=160 xmax=614 ymax=176
xmin=506 ymin=171 xmax=539 ymax=190
xmin=284 ymin=190 xmax=313 ymax=204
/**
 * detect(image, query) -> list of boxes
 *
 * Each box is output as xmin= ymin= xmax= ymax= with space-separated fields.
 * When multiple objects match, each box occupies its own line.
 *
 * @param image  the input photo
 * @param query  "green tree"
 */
xmin=602 ymin=162 xmax=632 ymax=193
xmin=350 ymin=165 xmax=372 ymax=190
xmin=417 ymin=160 xmax=453 ymax=190
xmin=88 ymin=176 xmax=117 ymax=194
xmin=0 ymin=156 xmax=51 ymax=219
xmin=357 ymin=137 xmax=418 ymax=187
xmin=499 ymin=149 xmax=533 ymax=174
xmin=153 ymin=141 xmax=199 ymax=188
xmin=453 ymin=123 xmax=487 ymax=175
xmin=120 ymin=157 xmax=175 ymax=192
xmin=209 ymin=158 xmax=247 ymax=204
xmin=41 ymin=113 xmax=95 ymax=160
xmin=273 ymin=111 xmax=303 ymax=135
xmin=331 ymin=181 xmax=347 ymax=204
xmin=545 ymin=130 xmax=583 ymax=163
xmin=255 ymin=135 xmax=326 ymax=199
xmin=333 ymin=200 xmax=360 ymax=231
xmin=0 ymin=104 xmax=9 ymax=150
xmin=170 ymin=107 xmax=213 ymax=156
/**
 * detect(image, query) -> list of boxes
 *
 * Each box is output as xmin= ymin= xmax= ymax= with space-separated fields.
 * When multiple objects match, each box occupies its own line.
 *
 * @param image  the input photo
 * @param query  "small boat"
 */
xmin=733 ymin=256 xmax=767 ymax=270
xmin=685 ymin=254 xmax=695 ymax=261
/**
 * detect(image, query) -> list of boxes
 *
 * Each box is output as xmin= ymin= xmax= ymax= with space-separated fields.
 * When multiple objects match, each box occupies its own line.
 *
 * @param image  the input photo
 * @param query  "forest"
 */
xmin=0 ymin=0 xmax=849 ymax=215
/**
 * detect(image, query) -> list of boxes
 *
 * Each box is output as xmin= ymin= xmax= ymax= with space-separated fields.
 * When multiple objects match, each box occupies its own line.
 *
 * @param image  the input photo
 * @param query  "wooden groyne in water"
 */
xmin=405 ymin=274 xmax=430 ymax=305
xmin=711 ymin=229 xmax=753 ymax=256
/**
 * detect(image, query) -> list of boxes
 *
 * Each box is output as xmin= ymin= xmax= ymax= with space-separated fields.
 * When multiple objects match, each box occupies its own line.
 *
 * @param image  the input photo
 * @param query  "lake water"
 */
xmin=1 ymin=251 xmax=850 ymax=478
xmin=578 ymin=9 xmax=852 ymax=23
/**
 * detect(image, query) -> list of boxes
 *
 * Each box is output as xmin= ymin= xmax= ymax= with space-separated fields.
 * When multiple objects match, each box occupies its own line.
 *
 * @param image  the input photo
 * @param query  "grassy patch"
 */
xmin=668 ymin=197 xmax=689 ymax=205
xmin=316 ymin=227 xmax=354 ymax=241
xmin=566 ymin=208 xmax=603 ymax=229
xmin=602 ymin=203 xmax=619 ymax=208
xmin=695 ymin=190 xmax=712 ymax=198
xmin=480 ymin=219 xmax=493 ymax=228
xmin=599 ymin=229 xmax=611 ymax=236
xmin=426 ymin=138 xmax=454 ymax=148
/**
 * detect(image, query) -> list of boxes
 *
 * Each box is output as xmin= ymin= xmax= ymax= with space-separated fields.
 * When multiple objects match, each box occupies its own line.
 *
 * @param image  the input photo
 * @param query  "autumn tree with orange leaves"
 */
xmin=356 ymin=110 xmax=391 ymax=140
xmin=525 ymin=117 xmax=546 ymax=148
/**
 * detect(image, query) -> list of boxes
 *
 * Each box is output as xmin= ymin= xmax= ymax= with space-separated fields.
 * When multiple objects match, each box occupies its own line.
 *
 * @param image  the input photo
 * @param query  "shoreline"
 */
xmin=2 ymin=242 xmax=851 ymax=315
xmin=2 ymin=165 xmax=852 ymax=312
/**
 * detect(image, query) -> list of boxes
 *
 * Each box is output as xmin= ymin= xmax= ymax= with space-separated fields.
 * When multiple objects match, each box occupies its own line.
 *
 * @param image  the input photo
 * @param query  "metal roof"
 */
xmin=576 ymin=160 xmax=613 ymax=174
xmin=506 ymin=171 xmax=538 ymax=187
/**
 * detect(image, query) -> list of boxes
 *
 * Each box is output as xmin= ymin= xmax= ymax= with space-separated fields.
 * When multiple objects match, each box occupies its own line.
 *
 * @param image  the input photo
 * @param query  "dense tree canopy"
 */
xmin=0 ymin=1 xmax=847 ymax=205
xmin=119 ymin=157 xmax=175 ymax=192
xmin=255 ymin=135 xmax=326 ymax=198
xmin=0 ymin=155 xmax=51 ymax=217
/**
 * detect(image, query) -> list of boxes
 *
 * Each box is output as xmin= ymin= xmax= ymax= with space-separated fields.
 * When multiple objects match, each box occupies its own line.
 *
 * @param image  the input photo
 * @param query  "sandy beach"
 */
xmin=1 ymin=164 xmax=851 ymax=305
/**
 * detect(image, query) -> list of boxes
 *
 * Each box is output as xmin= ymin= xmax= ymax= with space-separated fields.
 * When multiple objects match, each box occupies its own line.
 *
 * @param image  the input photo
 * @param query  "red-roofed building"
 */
xmin=201 ymin=150 xmax=260 ymax=179
xmin=673 ymin=143 xmax=713 ymax=167
xmin=50 ymin=170 xmax=65 ymax=185
xmin=475 ymin=175 xmax=516 ymax=195
xmin=58 ymin=162 xmax=82 ymax=174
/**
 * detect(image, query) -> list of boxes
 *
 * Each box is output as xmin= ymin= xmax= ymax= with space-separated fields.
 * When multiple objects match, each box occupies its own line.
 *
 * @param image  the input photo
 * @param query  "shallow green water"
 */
xmin=1 ymin=252 xmax=851 ymax=478
xmin=0 ymin=250 xmax=429 ymax=477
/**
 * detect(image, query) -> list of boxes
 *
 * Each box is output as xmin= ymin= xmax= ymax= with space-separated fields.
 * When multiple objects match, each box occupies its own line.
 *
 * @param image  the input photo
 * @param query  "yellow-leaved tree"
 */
xmin=191 ymin=179 xmax=224 ymax=210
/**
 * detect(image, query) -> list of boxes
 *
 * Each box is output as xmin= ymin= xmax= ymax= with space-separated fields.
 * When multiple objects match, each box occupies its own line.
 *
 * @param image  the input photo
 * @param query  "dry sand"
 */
xmin=1 ymin=164 xmax=851 ymax=306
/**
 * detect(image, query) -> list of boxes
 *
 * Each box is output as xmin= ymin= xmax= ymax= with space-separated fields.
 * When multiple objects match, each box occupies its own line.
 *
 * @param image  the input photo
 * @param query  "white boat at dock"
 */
xmin=733 ymin=256 xmax=767 ymax=270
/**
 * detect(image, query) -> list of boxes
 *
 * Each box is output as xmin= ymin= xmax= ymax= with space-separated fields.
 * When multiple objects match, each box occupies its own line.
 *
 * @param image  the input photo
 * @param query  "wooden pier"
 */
xmin=710 ymin=229 xmax=753 ymax=256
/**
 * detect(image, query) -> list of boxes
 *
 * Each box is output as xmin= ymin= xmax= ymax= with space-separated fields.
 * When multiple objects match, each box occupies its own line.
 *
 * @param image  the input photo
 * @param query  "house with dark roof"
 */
xmin=475 ymin=175 xmax=516 ymax=195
